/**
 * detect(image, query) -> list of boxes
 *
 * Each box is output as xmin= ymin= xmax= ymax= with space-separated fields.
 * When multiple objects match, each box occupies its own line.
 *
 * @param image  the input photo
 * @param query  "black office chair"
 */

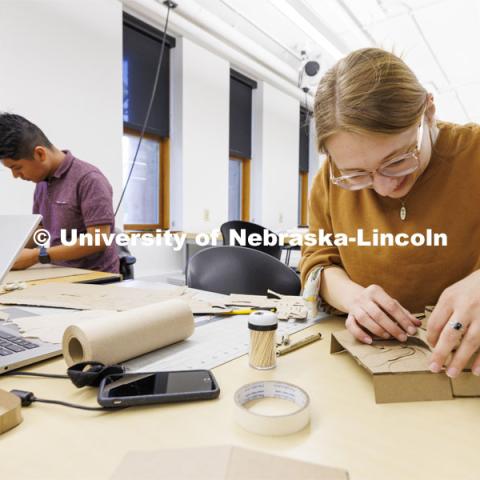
xmin=114 ymin=228 xmax=136 ymax=280
xmin=220 ymin=220 xmax=282 ymax=260
xmin=186 ymin=246 xmax=301 ymax=296
xmin=119 ymin=255 xmax=136 ymax=280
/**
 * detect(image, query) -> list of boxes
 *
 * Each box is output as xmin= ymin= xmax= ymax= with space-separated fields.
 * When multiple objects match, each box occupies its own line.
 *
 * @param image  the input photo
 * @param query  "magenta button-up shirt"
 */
xmin=33 ymin=151 xmax=120 ymax=273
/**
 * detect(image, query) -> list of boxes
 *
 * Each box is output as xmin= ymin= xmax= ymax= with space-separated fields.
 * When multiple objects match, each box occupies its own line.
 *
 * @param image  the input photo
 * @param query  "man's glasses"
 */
xmin=329 ymin=114 xmax=425 ymax=191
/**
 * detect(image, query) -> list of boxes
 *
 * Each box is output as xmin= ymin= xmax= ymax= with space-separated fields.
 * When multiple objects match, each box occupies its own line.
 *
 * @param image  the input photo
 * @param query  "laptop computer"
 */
xmin=0 ymin=214 xmax=62 ymax=373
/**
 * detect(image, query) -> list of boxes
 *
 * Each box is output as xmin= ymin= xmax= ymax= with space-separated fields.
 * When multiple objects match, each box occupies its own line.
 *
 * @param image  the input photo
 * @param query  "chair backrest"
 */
xmin=220 ymin=221 xmax=282 ymax=260
xmin=186 ymin=246 xmax=301 ymax=296
xmin=114 ymin=228 xmax=136 ymax=280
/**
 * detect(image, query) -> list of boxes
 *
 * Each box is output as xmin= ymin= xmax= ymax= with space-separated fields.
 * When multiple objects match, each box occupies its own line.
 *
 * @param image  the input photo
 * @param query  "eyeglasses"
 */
xmin=329 ymin=114 xmax=425 ymax=191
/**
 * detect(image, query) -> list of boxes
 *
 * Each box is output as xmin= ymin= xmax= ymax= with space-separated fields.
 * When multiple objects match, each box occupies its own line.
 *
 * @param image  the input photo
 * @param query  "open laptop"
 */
xmin=0 ymin=214 xmax=62 ymax=373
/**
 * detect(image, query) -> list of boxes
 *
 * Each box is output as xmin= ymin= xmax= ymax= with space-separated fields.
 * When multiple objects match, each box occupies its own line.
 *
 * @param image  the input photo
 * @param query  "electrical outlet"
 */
xmin=203 ymin=209 xmax=210 ymax=222
xmin=279 ymin=213 xmax=284 ymax=224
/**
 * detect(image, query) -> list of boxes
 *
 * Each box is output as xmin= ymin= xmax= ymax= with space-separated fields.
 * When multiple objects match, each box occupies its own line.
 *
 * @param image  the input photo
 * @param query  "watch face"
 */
xmin=39 ymin=252 xmax=51 ymax=264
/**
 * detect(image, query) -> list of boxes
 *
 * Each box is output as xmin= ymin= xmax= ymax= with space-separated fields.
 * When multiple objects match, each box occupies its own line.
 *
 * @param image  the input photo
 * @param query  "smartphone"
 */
xmin=97 ymin=370 xmax=220 ymax=408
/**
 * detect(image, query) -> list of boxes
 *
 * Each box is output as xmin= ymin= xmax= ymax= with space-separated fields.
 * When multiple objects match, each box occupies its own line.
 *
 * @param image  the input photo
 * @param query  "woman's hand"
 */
xmin=427 ymin=271 xmax=480 ymax=377
xmin=345 ymin=284 xmax=422 ymax=344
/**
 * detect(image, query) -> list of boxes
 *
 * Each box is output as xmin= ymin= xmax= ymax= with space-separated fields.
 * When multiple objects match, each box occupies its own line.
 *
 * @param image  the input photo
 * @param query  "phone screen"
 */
xmin=102 ymin=371 xmax=216 ymax=398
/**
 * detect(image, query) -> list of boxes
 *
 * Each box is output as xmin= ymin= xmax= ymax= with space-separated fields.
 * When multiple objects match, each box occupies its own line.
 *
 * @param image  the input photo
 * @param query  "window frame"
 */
xmin=229 ymin=154 xmax=251 ymax=222
xmin=123 ymin=127 xmax=170 ymax=231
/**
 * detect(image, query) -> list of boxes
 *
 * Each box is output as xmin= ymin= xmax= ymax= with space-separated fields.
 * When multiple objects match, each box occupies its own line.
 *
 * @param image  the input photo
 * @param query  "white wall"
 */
xmin=0 ymin=2 xmax=307 ymax=279
xmin=251 ymin=82 xmax=300 ymax=231
xmin=0 ymin=0 xmax=123 ymax=214
xmin=128 ymin=241 xmax=184 ymax=279
xmin=308 ymin=117 xmax=324 ymax=187
xmin=170 ymin=37 xmax=230 ymax=233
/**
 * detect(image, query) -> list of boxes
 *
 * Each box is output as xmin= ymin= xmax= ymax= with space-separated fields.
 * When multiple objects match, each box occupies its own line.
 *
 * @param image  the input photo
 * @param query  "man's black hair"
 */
xmin=0 ymin=113 xmax=53 ymax=160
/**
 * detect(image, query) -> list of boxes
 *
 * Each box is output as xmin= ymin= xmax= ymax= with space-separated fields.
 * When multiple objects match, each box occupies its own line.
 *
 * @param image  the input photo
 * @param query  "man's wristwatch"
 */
xmin=38 ymin=246 xmax=51 ymax=264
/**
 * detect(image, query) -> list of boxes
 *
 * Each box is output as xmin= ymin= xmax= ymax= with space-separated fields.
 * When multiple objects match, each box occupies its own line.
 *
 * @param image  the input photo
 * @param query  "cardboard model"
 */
xmin=331 ymin=308 xmax=480 ymax=403
xmin=110 ymin=445 xmax=349 ymax=480
xmin=0 ymin=389 xmax=22 ymax=434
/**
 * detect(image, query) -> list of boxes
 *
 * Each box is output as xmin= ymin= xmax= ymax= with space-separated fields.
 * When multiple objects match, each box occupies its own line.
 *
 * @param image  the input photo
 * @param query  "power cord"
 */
xmin=10 ymin=389 xmax=107 ymax=411
xmin=4 ymin=371 xmax=69 ymax=379
xmin=6 ymin=362 xmax=125 ymax=411
xmin=114 ymin=0 xmax=177 ymax=217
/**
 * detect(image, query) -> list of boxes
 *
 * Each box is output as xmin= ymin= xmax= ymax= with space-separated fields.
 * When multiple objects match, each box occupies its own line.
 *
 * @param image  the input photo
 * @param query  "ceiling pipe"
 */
xmin=124 ymin=0 xmax=314 ymax=109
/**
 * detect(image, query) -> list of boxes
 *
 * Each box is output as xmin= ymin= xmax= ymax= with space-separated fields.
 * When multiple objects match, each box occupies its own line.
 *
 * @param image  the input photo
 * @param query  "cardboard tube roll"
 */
xmin=62 ymin=300 xmax=194 ymax=366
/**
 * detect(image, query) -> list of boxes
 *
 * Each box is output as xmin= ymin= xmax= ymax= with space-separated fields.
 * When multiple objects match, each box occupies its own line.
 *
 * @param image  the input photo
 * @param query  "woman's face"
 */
xmin=325 ymin=121 xmax=431 ymax=198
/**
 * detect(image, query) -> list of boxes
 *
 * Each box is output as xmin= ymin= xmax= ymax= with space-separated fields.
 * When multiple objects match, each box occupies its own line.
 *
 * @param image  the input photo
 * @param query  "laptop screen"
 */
xmin=0 ymin=214 xmax=42 ymax=284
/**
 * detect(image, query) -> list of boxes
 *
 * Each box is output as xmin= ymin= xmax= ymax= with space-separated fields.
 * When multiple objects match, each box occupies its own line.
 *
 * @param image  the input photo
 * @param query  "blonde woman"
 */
xmin=300 ymin=48 xmax=480 ymax=379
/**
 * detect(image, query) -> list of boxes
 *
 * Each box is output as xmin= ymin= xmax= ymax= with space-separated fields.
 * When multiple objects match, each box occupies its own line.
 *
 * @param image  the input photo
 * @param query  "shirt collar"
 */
xmin=51 ymin=150 xmax=74 ymax=179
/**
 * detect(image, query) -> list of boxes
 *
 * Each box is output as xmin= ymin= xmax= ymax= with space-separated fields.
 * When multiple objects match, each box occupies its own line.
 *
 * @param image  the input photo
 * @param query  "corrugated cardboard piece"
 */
xmin=110 ymin=446 xmax=349 ymax=480
xmin=0 ymin=282 xmax=229 ymax=315
xmin=0 ymin=283 xmax=308 ymax=319
xmin=0 ymin=389 xmax=23 ymax=434
xmin=3 ymin=265 xmax=92 ymax=284
xmin=331 ymin=309 xmax=480 ymax=403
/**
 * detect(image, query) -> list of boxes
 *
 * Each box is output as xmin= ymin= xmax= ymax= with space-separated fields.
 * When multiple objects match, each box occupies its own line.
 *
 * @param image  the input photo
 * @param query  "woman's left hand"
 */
xmin=427 ymin=270 xmax=480 ymax=378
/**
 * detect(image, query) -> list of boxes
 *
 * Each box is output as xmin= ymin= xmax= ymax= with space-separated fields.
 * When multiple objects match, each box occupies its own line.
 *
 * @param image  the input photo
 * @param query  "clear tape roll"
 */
xmin=234 ymin=381 xmax=310 ymax=436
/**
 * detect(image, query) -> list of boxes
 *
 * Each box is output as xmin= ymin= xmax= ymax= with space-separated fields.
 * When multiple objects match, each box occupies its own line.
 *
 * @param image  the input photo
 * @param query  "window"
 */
xmin=122 ymin=129 xmax=170 ymax=227
xmin=122 ymin=13 xmax=175 ymax=230
xmin=228 ymin=156 xmax=251 ymax=221
xmin=299 ymin=107 xmax=311 ymax=226
xmin=229 ymin=70 xmax=257 ymax=221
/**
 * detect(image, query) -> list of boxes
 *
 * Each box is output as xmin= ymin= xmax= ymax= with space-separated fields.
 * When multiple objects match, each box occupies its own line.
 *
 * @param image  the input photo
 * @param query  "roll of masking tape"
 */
xmin=234 ymin=381 xmax=310 ymax=436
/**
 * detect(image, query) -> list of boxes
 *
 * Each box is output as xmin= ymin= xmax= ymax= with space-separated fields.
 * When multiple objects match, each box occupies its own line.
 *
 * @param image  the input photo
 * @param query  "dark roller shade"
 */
xmin=299 ymin=108 xmax=311 ymax=173
xmin=123 ymin=13 xmax=175 ymax=138
xmin=230 ymin=70 xmax=257 ymax=159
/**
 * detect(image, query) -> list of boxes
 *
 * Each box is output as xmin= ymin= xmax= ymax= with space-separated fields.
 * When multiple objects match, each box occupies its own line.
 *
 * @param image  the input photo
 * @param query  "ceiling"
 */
xmin=193 ymin=0 xmax=480 ymax=123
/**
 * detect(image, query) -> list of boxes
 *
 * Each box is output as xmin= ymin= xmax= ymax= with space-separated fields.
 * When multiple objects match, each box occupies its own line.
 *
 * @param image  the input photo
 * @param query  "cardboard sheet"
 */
xmin=8 ymin=310 xmax=110 ymax=344
xmin=0 ymin=282 xmax=231 ymax=316
xmin=110 ymin=446 xmax=349 ymax=480
xmin=3 ymin=265 xmax=92 ymax=284
xmin=331 ymin=314 xmax=480 ymax=403
xmin=0 ymin=282 xmax=188 ymax=311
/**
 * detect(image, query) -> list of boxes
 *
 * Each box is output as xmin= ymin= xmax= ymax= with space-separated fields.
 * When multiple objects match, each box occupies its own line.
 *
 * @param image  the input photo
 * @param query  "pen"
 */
xmin=211 ymin=307 xmax=277 ymax=316
xmin=276 ymin=333 xmax=322 ymax=356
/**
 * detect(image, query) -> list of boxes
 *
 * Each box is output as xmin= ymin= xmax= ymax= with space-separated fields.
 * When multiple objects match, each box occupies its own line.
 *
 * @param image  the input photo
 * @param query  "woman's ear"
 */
xmin=425 ymin=93 xmax=436 ymax=126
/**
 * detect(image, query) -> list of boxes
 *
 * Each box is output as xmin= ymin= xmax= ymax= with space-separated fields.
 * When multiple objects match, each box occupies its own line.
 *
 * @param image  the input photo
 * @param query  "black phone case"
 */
xmin=97 ymin=369 xmax=220 ymax=408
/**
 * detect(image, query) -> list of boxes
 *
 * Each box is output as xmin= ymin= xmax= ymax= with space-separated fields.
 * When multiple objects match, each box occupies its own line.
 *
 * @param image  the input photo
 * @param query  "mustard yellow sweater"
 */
xmin=299 ymin=122 xmax=480 ymax=312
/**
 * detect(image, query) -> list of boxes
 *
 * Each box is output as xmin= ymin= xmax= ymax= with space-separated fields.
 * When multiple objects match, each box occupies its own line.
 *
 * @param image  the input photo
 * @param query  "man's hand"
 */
xmin=12 ymin=248 xmax=39 ymax=270
xmin=345 ymin=284 xmax=422 ymax=344
xmin=427 ymin=270 xmax=480 ymax=377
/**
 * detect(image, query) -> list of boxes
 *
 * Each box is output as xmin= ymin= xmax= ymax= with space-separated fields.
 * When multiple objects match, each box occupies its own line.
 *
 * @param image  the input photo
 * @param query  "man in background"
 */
xmin=0 ymin=113 xmax=119 ymax=273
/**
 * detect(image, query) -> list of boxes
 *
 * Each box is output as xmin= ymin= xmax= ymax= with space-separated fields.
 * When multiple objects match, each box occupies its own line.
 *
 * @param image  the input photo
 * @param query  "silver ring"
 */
xmin=449 ymin=321 xmax=464 ymax=331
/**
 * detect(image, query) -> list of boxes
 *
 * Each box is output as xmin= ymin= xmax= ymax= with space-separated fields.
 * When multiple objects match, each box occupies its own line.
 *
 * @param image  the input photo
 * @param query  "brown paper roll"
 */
xmin=62 ymin=299 xmax=194 ymax=366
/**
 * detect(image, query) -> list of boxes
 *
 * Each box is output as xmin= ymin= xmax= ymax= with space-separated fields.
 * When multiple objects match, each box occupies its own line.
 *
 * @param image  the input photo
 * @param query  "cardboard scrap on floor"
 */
xmin=110 ymin=446 xmax=348 ymax=480
xmin=331 ymin=307 xmax=480 ymax=403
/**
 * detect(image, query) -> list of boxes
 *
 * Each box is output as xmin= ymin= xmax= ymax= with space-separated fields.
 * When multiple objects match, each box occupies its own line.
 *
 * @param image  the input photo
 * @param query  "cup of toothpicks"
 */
xmin=248 ymin=310 xmax=278 ymax=370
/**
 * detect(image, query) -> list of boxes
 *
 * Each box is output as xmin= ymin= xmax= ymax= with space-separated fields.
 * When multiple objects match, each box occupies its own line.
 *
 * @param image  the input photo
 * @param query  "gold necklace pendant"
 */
xmin=400 ymin=202 xmax=407 ymax=221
